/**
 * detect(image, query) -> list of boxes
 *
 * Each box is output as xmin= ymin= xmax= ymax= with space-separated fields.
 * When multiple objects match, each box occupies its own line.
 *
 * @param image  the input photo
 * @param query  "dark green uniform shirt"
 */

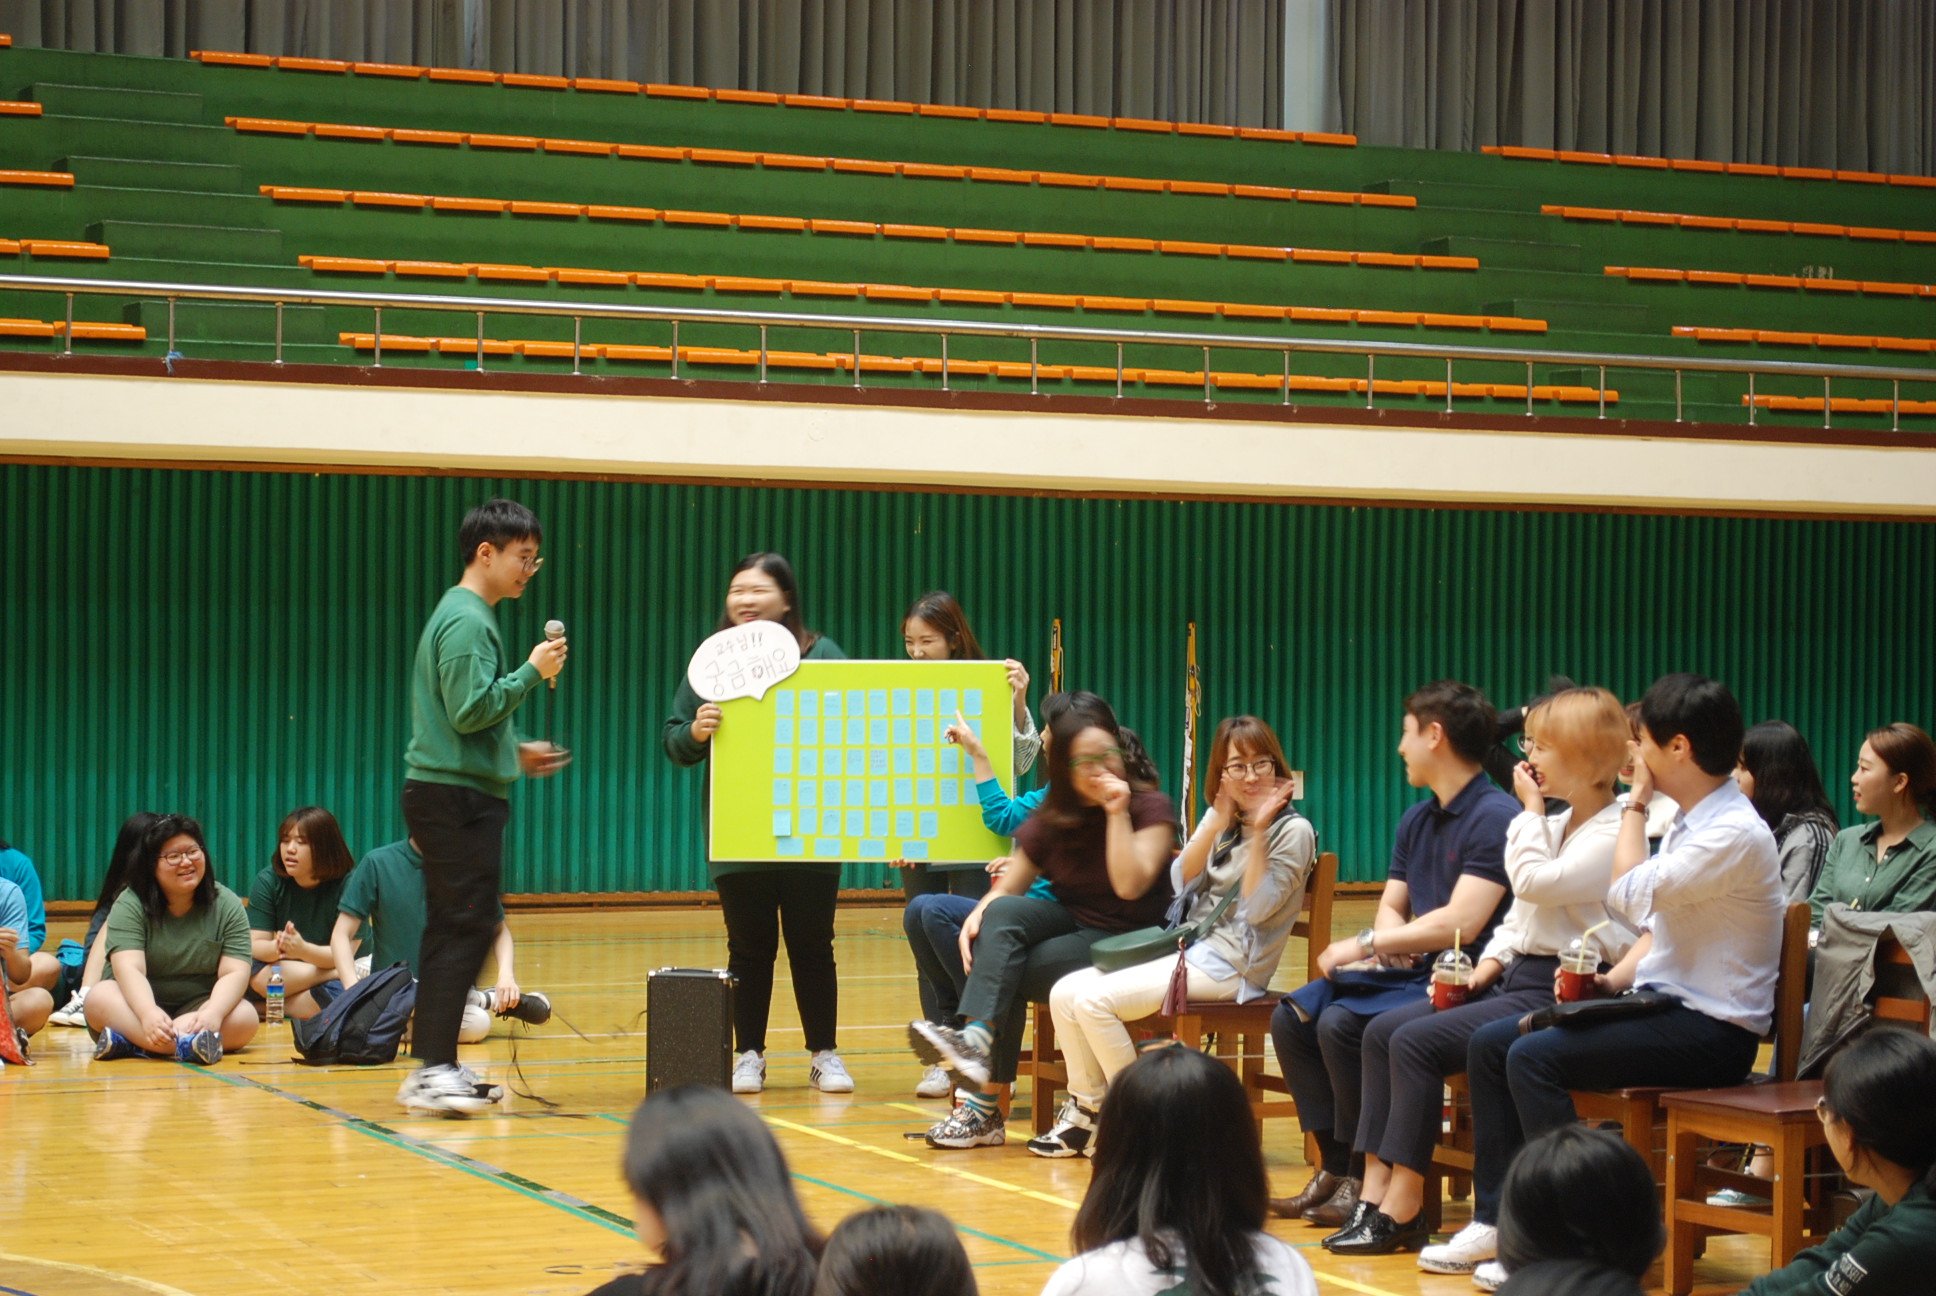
xmin=405 ymin=585 xmax=542 ymax=800
xmin=246 ymin=864 xmax=354 ymax=948
xmin=1741 ymin=1179 xmax=1936 ymax=1295
xmin=102 ymin=884 xmax=251 ymax=1010
xmin=338 ymin=839 xmax=501 ymax=977
xmin=1807 ymin=817 xmax=1936 ymax=926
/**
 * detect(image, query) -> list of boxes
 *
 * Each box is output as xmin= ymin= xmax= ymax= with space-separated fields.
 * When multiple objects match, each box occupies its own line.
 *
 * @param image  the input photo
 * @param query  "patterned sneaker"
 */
xmin=1706 ymin=1186 xmax=1771 ymax=1207
xmin=809 ymin=1050 xmax=854 ymax=1093
xmin=50 ymin=987 xmax=89 ymax=1028
xmin=175 ymin=1030 xmax=223 ymax=1066
xmin=1473 ymin=1260 xmax=1507 ymax=1292
xmin=397 ymin=1063 xmax=497 ymax=1117
xmin=925 ymin=1100 xmax=1006 ymax=1149
xmin=907 ymin=1020 xmax=991 ymax=1087
xmin=915 ymin=1064 xmax=953 ymax=1098
xmin=92 ymin=1027 xmax=141 ymax=1061
xmin=482 ymin=988 xmax=552 ymax=1025
xmin=1026 ymin=1098 xmax=1096 ymax=1158
xmin=1420 ymin=1221 xmax=1498 ymax=1274
xmin=453 ymin=1062 xmax=503 ymax=1102
xmin=731 ymin=1049 xmax=766 ymax=1094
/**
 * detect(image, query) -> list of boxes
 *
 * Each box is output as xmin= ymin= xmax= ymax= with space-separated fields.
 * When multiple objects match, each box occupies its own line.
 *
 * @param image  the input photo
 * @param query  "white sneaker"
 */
xmin=1420 ymin=1221 xmax=1498 ymax=1274
xmin=49 ymin=987 xmax=89 ymax=1027
xmin=1473 ymin=1260 xmax=1507 ymax=1292
xmin=397 ymin=1063 xmax=498 ymax=1117
xmin=1025 ymin=1098 xmax=1096 ymax=1158
xmin=732 ymin=1049 xmax=766 ymax=1094
xmin=809 ymin=1050 xmax=854 ymax=1093
xmin=915 ymin=1064 xmax=953 ymax=1098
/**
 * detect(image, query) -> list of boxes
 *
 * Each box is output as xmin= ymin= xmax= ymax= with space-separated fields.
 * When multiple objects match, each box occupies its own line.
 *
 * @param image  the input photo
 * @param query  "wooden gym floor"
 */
xmin=6 ymin=902 xmax=1766 ymax=1296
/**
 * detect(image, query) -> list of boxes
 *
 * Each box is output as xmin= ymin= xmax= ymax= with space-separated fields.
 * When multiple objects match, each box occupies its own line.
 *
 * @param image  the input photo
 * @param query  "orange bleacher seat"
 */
xmin=20 ymin=240 xmax=110 ymax=259
xmin=952 ymin=228 xmax=1019 ymax=244
xmin=509 ymin=200 xmax=579 ymax=217
xmin=276 ymin=57 xmax=349 ymax=74
xmin=0 ymin=169 xmax=74 ymax=188
xmin=1485 ymin=317 xmax=1548 ymax=332
xmin=1158 ymin=240 xmax=1222 ymax=257
xmin=355 ymin=63 xmax=426 ymax=79
xmin=300 ymin=255 xmax=387 ymax=273
xmin=428 ymin=68 xmax=495 ymax=85
xmin=393 ymin=128 xmax=464 ymax=146
xmin=314 ymin=123 xmax=386 ymax=141
xmin=436 ymin=337 xmax=517 ymax=355
xmin=585 ymin=205 xmax=657 ymax=221
xmin=544 ymin=138 xmax=616 ymax=156
xmin=1357 ymin=310 xmax=1422 ymax=326
xmin=554 ymin=268 xmax=628 ymax=286
xmin=1022 ymin=232 xmax=1089 ymax=249
xmin=1151 ymin=300 xmax=1219 ymax=315
xmin=391 ymin=260 xmax=469 ymax=278
xmin=1863 ymin=281 xmax=1919 ymax=296
xmin=1221 ymin=303 xmax=1290 ymax=320
xmin=1094 ymin=237 xmax=1157 ymax=252
xmin=351 ymin=191 xmax=427 ymax=208
xmin=1008 ymin=292 xmax=1081 ymax=309
xmin=53 ymin=321 xmax=146 ymax=341
xmin=473 ymin=264 xmax=550 ymax=282
xmin=0 ymin=101 xmax=43 ymax=116
xmin=864 ymin=285 xmax=936 ymax=303
xmin=631 ymin=273 xmax=707 ymax=291
xmin=1081 ymin=296 xmax=1150 ymax=312
xmin=0 ymin=318 xmax=58 ymax=337
xmin=228 ymin=116 xmax=312 ymax=135
xmin=193 ymin=50 xmax=272 ymax=67
xmin=736 ymin=214 xmax=807 ymax=232
xmin=432 ymin=196 xmax=508 ymax=212
xmin=881 ymin=223 xmax=947 ymax=240
xmin=1746 ymin=274 xmax=1802 ymax=289
xmin=1168 ymin=180 xmax=1230 ymax=196
xmin=853 ymin=100 xmax=914 ymax=115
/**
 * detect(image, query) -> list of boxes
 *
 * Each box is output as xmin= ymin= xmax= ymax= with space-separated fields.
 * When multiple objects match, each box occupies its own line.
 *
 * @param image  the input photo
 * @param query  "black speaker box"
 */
xmin=646 ymin=967 xmax=736 ymax=1092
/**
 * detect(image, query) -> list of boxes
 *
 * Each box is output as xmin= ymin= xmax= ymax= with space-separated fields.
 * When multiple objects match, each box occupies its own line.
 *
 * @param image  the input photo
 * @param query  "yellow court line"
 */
xmin=761 ymin=1114 xmax=1082 ymax=1211
xmin=0 ymin=1251 xmax=201 ymax=1296
xmin=1312 ymin=1270 xmax=1408 ymax=1296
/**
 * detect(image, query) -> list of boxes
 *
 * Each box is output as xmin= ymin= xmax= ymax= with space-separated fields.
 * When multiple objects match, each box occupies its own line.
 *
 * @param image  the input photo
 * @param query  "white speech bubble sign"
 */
xmin=686 ymin=621 xmax=803 ymax=703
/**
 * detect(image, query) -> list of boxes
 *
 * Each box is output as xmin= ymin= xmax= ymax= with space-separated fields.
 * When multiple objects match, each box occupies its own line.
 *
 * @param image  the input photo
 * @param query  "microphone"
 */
xmin=544 ymin=619 xmax=565 ymax=692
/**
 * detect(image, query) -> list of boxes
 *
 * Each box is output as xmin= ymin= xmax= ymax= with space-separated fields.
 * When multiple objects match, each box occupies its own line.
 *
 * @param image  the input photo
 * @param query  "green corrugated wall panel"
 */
xmin=4 ymin=462 xmax=1932 ymax=900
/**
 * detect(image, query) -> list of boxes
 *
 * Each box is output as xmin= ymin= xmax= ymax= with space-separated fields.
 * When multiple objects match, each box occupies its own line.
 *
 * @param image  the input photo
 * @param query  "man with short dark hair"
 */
xmin=1457 ymin=672 xmax=1782 ymax=1291
xmin=394 ymin=499 xmax=569 ymax=1117
xmin=1269 ymin=681 xmax=1517 ymax=1237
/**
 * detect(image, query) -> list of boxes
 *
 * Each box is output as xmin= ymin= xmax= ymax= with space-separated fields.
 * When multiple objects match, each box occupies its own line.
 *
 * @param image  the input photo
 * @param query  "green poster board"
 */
xmin=709 ymin=660 xmax=1015 ymax=865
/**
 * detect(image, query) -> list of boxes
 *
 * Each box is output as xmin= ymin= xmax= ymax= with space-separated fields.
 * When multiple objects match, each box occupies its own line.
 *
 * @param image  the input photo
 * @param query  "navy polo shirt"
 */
xmin=1387 ymin=770 xmax=1518 ymax=958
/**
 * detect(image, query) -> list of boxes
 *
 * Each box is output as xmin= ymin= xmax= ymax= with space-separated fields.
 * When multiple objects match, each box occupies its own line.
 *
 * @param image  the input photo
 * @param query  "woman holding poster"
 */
xmin=663 ymin=553 xmax=851 ymax=1096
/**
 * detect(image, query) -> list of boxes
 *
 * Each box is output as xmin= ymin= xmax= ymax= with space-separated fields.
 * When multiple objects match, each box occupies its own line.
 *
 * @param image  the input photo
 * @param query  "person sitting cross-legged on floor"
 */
xmin=47 ymin=812 xmax=160 ymax=1029
xmin=247 ymin=806 xmax=361 ymax=1020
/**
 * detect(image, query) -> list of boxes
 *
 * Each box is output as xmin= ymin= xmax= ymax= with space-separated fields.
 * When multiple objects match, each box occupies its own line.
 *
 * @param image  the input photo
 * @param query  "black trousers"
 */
xmin=401 ymin=779 xmax=509 ymax=1069
xmin=1272 ymin=998 xmax=1378 ymax=1176
xmin=956 ymin=895 xmax=1107 ymax=1085
xmin=715 ymin=868 xmax=840 ymax=1055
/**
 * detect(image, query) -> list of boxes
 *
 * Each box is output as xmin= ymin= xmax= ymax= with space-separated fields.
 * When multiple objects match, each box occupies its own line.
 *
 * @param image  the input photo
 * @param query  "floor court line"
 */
xmin=0 ymin=1254 xmax=200 ymax=1296
xmin=786 ymin=1171 xmax=1066 ymax=1264
xmin=757 ymin=1114 xmax=1084 ymax=1211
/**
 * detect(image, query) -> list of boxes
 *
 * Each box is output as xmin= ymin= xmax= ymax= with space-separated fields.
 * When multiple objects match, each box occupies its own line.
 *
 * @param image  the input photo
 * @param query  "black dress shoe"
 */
xmin=1325 ymin=1207 xmax=1431 ymax=1256
xmin=1269 ymin=1169 xmax=1339 ymax=1219
xmin=1301 ymin=1175 xmax=1361 ymax=1227
xmin=1321 ymin=1199 xmax=1373 ymax=1247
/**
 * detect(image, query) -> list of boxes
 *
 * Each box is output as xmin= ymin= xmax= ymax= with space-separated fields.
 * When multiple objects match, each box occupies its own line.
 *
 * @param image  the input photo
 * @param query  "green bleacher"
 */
xmin=2 ymin=41 xmax=1932 ymax=425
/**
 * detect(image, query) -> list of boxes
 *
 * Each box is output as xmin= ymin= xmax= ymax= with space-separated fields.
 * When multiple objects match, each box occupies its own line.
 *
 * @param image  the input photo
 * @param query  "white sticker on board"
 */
xmin=686 ymin=621 xmax=802 ymax=702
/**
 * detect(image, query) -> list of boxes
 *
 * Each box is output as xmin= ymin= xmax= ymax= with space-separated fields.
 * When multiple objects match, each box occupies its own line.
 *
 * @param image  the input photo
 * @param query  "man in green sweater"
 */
xmin=396 ymin=498 xmax=569 ymax=1117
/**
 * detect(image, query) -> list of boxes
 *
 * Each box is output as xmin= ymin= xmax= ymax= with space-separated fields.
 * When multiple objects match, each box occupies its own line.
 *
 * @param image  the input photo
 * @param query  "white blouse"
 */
xmin=1482 ymin=801 xmax=1638 ymax=968
xmin=1040 ymin=1232 xmax=1318 ymax=1296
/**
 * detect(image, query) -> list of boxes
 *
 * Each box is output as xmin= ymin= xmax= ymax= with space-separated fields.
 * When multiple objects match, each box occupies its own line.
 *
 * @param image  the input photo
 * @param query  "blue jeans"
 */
xmin=905 ymin=892 xmax=978 ymax=1026
xmin=1466 ymin=1001 xmax=1760 ymax=1224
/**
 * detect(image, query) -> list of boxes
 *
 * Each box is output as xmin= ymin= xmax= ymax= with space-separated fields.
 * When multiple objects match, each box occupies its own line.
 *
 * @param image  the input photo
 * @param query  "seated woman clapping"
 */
xmin=1033 ymin=715 xmax=1314 ymax=1158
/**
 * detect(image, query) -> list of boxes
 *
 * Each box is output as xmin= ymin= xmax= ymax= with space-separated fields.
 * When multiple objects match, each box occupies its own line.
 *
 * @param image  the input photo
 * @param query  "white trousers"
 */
xmin=1049 ymin=958 xmax=1242 ymax=1108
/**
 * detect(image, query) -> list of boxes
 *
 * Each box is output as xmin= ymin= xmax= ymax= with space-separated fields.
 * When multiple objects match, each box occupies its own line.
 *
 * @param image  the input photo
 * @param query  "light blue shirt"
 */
xmin=0 ymin=877 xmax=29 ymax=955
xmin=975 ymin=778 xmax=1056 ymax=900
xmin=0 ymin=848 xmax=46 ymax=953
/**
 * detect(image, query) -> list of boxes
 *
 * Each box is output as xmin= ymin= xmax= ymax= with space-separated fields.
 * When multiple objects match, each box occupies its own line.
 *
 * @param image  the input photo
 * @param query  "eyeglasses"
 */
xmin=517 ymin=556 xmax=544 ymax=574
xmin=1069 ymin=749 xmax=1125 ymax=769
xmin=1221 ymin=758 xmax=1277 ymax=780
xmin=160 ymin=847 xmax=205 ymax=866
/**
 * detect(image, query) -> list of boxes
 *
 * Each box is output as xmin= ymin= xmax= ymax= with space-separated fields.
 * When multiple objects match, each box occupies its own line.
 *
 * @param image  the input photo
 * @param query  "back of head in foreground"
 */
xmin=606 ymin=1084 xmax=823 ymax=1296
xmin=1074 ymin=1046 xmax=1273 ymax=1296
xmin=1498 ymin=1125 xmax=1663 ymax=1279
xmin=814 ymin=1204 xmax=977 ymax=1296
xmin=1495 ymin=1259 xmax=1645 ymax=1296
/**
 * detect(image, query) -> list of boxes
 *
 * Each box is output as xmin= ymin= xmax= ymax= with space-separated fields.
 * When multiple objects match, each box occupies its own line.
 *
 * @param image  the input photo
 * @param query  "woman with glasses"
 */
xmin=906 ymin=702 xmax=1176 ymax=1150
xmin=1740 ymin=1029 xmax=1936 ymax=1296
xmin=663 ymin=552 xmax=852 ymax=1097
xmin=1031 ymin=715 xmax=1315 ymax=1158
xmin=85 ymin=814 xmax=258 ymax=1064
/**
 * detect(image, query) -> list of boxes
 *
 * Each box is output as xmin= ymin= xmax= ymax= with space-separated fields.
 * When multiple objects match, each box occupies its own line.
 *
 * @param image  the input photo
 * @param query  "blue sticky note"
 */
xmin=916 ymin=778 xmax=935 ymax=805
xmin=963 ymin=778 xmax=979 ymax=800
xmin=896 ymin=810 xmax=916 ymax=836
xmin=939 ymin=688 xmax=958 ymax=716
xmin=824 ymin=691 xmax=842 ymax=717
xmin=821 ymin=809 xmax=842 ymax=836
xmin=775 ymin=691 xmax=794 ymax=716
xmin=869 ymin=749 xmax=889 ymax=775
xmin=919 ymin=811 xmax=939 ymax=838
xmin=940 ymin=747 xmax=960 ymax=775
xmin=901 ymin=840 xmax=930 ymax=861
xmin=814 ymin=838 xmax=844 ymax=859
xmin=799 ymin=718 xmax=819 ymax=746
xmin=820 ymin=750 xmax=841 ymax=777
xmin=822 ymin=779 xmax=842 ymax=807
xmin=774 ymin=717 xmax=794 ymax=744
xmin=916 ymin=688 xmax=935 ymax=716
xmin=893 ymin=748 xmax=913 ymax=775
xmin=869 ymin=779 xmax=889 ymax=807
xmin=846 ymin=778 xmax=864 ymax=805
xmin=846 ymin=718 xmax=866 ymax=744
xmin=968 ymin=719 xmax=982 ymax=738
xmin=868 ymin=689 xmax=888 ymax=717
xmin=869 ymin=811 xmax=890 ymax=837
xmin=964 ymin=689 xmax=983 ymax=717
xmin=774 ymin=748 xmax=793 ymax=775
xmin=858 ymin=839 xmax=886 ymax=860
xmin=892 ymin=688 xmax=911 ymax=716
xmin=869 ymin=718 xmax=889 ymax=745
xmin=894 ymin=777 xmax=913 ymax=806
xmin=800 ymin=690 xmax=818 ymax=717
xmin=917 ymin=748 xmax=937 ymax=774
xmin=775 ymin=836 xmax=805 ymax=857
xmin=773 ymin=779 xmax=792 ymax=805
xmin=847 ymin=690 xmax=864 ymax=717
xmin=915 ymin=718 xmax=935 ymax=745
xmin=940 ymin=779 xmax=960 ymax=806
xmin=772 ymin=810 xmax=792 ymax=836
xmin=892 ymin=717 xmax=911 ymax=744
xmin=846 ymin=810 xmax=865 ymax=837
xmin=798 ymin=782 xmax=818 ymax=808
xmin=798 ymin=749 xmax=819 ymax=777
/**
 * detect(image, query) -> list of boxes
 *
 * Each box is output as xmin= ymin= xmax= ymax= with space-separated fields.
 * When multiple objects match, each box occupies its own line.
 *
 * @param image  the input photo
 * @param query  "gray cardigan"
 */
xmin=1172 ymin=807 xmax=1317 ymax=1000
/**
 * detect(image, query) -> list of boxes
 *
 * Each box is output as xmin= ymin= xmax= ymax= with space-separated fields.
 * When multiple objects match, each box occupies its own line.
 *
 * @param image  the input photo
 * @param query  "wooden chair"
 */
xmin=1026 ymin=850 xmax=1337 ymax=1137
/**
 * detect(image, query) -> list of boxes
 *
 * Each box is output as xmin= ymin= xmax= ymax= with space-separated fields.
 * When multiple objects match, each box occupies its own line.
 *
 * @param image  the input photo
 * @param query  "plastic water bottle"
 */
xmin=265 ymin=965 xmax=285 ymax=1024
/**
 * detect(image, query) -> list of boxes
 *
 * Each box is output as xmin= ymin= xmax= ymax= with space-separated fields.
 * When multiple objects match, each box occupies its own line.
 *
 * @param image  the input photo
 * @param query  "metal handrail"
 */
xmin=3 ymin=272 xmax=1931 ymax=431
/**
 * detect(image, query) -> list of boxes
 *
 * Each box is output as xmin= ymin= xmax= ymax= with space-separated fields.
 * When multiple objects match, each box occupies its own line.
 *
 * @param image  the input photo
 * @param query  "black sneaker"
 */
xmin=907 ymin=1020 xmax=991 ymax=1087
xmin=484 ymin=988 xmax=552 ymax=1025
xmin=1025 ymin=1098 xmax=1096 ymax=1158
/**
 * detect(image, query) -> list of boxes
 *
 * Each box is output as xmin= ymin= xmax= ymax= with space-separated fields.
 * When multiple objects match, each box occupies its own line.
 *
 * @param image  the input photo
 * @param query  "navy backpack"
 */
xmin=291 ymin=962 xmax=417 ymax=1065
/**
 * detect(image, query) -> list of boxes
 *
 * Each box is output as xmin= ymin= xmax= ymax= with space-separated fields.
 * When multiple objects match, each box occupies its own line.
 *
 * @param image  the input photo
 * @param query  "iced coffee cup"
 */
xmin=1431 ymin=948 xmax=1473 ymax=1011
xmin=1558 ymin=937 xmax=1600 ymax=1002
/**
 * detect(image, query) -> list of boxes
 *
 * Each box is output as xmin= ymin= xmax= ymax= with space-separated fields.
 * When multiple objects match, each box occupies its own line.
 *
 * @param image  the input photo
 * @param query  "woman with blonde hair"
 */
xmin=1331 ymin=688 xmax=1637 ymax=1263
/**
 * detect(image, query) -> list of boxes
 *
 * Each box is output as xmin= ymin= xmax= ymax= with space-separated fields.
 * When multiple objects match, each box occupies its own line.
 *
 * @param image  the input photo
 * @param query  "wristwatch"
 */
xmin=1356 ymin=926 xmax=1377 ymax=957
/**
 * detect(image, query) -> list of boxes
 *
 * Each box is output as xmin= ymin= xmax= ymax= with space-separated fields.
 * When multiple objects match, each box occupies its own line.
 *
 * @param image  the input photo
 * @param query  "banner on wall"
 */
xmin=709 ymin=660 xmax=1014 ymax=865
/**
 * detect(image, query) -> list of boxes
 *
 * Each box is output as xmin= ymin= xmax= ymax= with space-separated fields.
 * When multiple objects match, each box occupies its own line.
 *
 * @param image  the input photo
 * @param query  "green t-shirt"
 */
xmin=103 ymin=884 xmax=252 ymax=1009
xmin=1742 ymin=1179 xmax=1936 ymax=1296
xmin=404 ymin=585 xmax=543 ymax=799
xmin=338 ymin=839 xmax=502 ymax=978
xmin=246 ymin=864 xmax=355 ymax=949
